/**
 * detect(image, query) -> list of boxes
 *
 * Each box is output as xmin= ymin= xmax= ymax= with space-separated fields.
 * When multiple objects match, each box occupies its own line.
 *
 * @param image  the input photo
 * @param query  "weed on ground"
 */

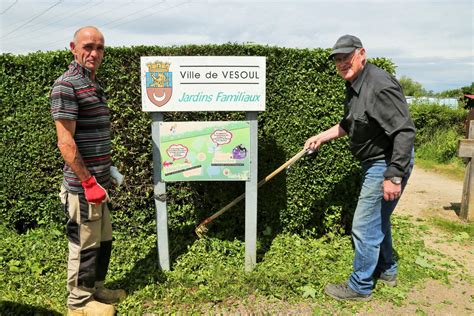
xmin=0 ymin=216 xmax=450 ymax=314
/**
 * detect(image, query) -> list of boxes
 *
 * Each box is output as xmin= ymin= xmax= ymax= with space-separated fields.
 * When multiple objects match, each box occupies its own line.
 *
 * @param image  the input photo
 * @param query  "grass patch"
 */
xmin=0 ymin=216 xmax=449 ymax=314
xmin=414 ymin=126 xmax=464 ymax=165
xmin=429 ymin=217 xmax=474 ymax=241
xmin=0 ymin=224 xmax=66 ymax=314
xmin=413 ymin=122 xmax=467 ymax=181
xmin=415 ymin=158 xmax=466 ymax=181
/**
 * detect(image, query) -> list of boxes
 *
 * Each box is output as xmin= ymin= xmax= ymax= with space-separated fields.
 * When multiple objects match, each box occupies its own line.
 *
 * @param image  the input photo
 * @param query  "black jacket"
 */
xmin=339 ymin=63 xmax=416 ymax=178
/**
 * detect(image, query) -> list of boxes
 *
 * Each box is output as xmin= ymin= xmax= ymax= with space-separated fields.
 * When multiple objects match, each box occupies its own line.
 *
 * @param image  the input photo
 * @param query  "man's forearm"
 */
xmin=58 ymin=141 xmax=91 ymax=181
xmin=385 ymin=129 xmax=415 ymax=178
xmin=322 ymin=123 xmax=347 ymax=142
xmin=305 ymin=123 xmax=347 ymax=151
xmin=55 ymin=119 xmax=91 ymax=182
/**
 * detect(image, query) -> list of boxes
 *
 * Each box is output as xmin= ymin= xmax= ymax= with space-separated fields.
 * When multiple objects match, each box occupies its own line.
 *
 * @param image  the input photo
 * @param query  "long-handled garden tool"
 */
xmin=195 ymin=147 xmax=315 ymax=237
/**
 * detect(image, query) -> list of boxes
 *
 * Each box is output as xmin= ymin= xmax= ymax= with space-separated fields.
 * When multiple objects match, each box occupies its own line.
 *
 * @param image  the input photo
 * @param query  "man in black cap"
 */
xmin=305 ymin=34 xmax=415 ymax=301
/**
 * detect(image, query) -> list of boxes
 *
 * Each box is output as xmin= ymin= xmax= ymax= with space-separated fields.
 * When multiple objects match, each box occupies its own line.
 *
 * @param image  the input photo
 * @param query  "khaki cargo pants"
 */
xmin=60 ymin=185 xmax=112 ymax=309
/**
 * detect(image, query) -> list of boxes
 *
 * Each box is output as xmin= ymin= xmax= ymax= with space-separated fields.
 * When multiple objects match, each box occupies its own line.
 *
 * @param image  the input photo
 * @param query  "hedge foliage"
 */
xmin=409 ymin=103 xmax=467 ymax=163
xmin=1 ymin=44 xmax=398 ymax=239
xmin=409 ymin=102 xmax=466 ymax=146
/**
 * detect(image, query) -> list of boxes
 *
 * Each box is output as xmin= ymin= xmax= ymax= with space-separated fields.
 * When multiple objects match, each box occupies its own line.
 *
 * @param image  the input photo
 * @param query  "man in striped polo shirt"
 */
xmin=51 ymin=26 xmax=125 ymax=315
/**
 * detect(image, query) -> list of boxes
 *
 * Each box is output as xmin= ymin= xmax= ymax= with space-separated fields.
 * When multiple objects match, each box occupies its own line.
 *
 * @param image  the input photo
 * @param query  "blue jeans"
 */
xmin=348 ymin=156 xmax=414 ymax=295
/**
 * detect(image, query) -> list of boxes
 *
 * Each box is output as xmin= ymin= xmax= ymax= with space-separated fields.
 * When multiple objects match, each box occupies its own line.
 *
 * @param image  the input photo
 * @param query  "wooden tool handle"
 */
xmin=196 ymin=148 xmax=311 ymax=233
xmin=257 ymin=147 xmax=308 ymax=187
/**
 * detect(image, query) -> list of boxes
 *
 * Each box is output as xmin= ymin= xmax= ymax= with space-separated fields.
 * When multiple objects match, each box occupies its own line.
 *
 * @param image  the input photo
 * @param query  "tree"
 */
xmin=437 ymin=82 xmax=474 ymax=98
xmin=398 ymin=75 xmax=430 ymax=97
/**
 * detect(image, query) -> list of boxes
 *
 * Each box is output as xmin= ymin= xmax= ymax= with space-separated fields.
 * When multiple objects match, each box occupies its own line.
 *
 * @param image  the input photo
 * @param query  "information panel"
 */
xmin=159 ymin=121 xmax=251 ymax=181
xmin=141 ymin=56 xmax=266 ymax=112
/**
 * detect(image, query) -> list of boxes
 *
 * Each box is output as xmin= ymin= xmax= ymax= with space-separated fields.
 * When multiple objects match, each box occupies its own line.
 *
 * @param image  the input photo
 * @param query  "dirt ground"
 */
xmin=360 ymin=166 xmax=474 ymax=315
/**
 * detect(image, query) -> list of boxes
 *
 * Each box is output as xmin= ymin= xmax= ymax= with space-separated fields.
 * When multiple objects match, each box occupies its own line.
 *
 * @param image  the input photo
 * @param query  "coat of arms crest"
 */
xmin=146 ymin=61 xmax=172 ymax=107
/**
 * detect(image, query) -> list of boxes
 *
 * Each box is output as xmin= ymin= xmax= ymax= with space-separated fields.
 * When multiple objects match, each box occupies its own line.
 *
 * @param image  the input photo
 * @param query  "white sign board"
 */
xmin=140 ymin=56 xmax=266 ymax=112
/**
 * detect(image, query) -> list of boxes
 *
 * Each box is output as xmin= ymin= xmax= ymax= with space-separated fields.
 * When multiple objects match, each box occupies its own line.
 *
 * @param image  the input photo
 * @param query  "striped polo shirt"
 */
xmin=51 ymin=61 xmax=111 ymax=193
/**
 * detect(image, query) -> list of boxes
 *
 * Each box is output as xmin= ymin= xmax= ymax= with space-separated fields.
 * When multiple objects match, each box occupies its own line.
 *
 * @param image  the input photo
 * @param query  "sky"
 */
xmin=0 ymin=0 xmax=472 ymax=93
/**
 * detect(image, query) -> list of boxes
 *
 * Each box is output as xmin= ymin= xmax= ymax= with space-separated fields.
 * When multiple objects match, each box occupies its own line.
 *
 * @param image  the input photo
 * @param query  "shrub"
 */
xmin=415 ymin=129 xmax=461 ymax=163
xmin=409 ymin=102 xmax=466 ymax=163
xmin=409 ymin=102 xmax=466 ymax=146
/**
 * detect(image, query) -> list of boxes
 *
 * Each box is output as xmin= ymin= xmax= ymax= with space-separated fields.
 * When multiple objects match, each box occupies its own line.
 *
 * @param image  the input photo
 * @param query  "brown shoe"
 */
xmin=94 ymin=287 xmax=127 ymax=304
xmin=67 ymin=300 xmax=115 ymax=316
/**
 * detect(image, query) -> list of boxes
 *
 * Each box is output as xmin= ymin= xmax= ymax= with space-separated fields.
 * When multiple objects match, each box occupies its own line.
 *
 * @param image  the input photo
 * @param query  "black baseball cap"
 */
xmin=328 ymin=34 xmax=363 ymax=60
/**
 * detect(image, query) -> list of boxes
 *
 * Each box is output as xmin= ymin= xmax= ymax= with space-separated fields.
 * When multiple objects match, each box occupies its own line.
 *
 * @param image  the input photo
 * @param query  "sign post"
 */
xmin=142 ymin=56 xmax=266 ymax=271
xmin=245 ymin=111 xmax=258 ymax=271
xmin=458 ymin=120 xmax=474 ymax=222
xmin=151 ymin=112 xmax=169 ymax=270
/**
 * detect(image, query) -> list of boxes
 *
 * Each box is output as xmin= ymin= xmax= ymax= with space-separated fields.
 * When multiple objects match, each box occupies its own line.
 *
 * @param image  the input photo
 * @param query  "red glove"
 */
xmin=81 ymin=176 xmax=108 ymax=204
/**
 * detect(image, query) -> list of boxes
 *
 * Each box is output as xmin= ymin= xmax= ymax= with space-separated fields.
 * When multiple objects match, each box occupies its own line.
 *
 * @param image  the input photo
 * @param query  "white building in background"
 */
xmin=405 ymin=96 xmax=459 ymax=108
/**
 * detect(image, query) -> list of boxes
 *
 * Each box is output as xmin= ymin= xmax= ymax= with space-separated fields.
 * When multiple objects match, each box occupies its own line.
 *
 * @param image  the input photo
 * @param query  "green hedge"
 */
xmin=409 ymin=102 xmax=466 ymax=146
xmin=409 ymin=103 xmax=466 ymax=163
xmin=0 ymin=44 xmax=396 ymax=239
